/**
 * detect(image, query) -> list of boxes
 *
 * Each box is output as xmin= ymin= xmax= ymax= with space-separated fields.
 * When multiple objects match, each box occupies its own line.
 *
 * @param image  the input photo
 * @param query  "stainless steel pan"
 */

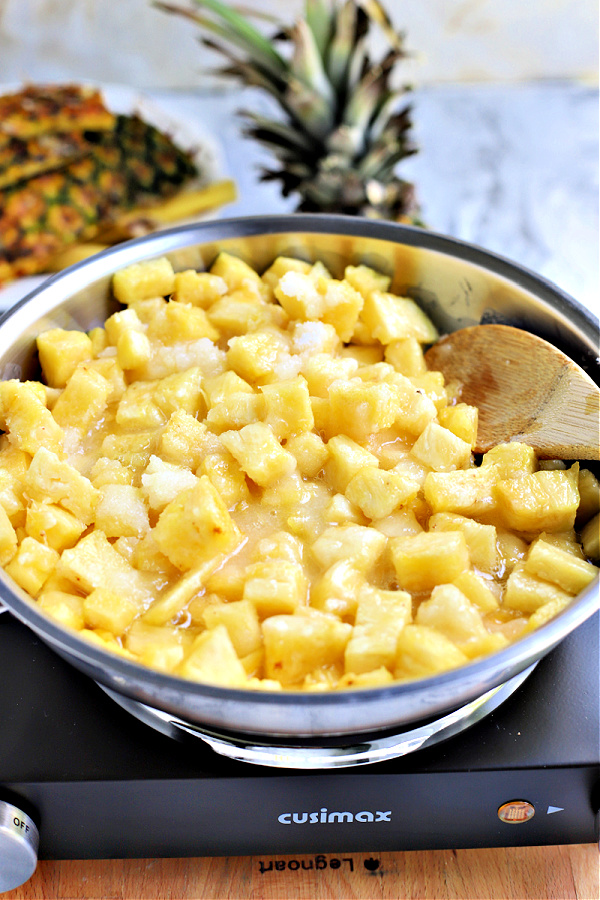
xmin=0 ymin=215 xmax=598 ymax=741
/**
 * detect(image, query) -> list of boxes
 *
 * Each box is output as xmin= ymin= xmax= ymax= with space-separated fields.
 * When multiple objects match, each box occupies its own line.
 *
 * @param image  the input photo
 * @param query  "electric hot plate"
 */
xmin=0 ymin=610 xmax=598 ymax=879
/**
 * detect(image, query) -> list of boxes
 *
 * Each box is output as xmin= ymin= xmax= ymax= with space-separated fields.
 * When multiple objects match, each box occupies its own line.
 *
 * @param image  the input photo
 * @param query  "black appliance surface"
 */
xmin=0 ymin=611 xmax=598 ymax=859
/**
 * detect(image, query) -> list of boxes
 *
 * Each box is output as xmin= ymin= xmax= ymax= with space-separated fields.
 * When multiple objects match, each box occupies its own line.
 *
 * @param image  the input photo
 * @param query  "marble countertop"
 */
xmin=1 ymin=80 xmax=598 ymax=317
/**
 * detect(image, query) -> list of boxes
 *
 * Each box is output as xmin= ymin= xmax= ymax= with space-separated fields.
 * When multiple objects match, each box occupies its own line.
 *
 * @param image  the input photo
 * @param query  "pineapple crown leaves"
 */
xmin=156 ymin=0 xmax=419 ymax=219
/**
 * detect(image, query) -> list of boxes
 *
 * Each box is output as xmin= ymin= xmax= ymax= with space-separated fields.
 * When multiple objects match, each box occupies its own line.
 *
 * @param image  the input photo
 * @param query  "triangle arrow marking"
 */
xmin=547 ymin=806 xmax=564 ymax=814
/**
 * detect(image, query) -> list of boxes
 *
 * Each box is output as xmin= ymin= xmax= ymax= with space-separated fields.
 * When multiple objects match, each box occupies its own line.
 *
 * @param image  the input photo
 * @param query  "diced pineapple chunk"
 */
xmin=59 ymin=531 xmax=152 ymax=603
xmin=261 ymin=376 xmax=314 ymax=439
xmin=524 ymin=538 xmax=597 ymax=594
xmin=324 ymin=492 xmax=366 ymax=525
xmin=51 ymin=365 xmax=111 ymax=431
xmin=149 ymin=300 xmax=219 ymax=343
xmin=36 ymin=329 xmax=93 ymax=388
xmin=38 ymin=590 xmax=84 ymax=631
xmin=95 ymin=484 xmax=150 ymax=538
xmin=503 ymin=566 xmax=574 ymax=613
xmin=173 ymin=269 xmax=227 ymax=308
xmin=101 ymin=431 xmax=159 ymax=472
xmin=243 ymin=559 xmax=308 ymax=617
xmin=576 ymin=468 xmax=600 ymax=527
xmin=495 ymin=468 xmax=580 ymax=533
xmin=206 ymin=391 xmax=264 ymax=433
xmin=394 ymin=625 xmax=467 ymax=679
xmin=581 ymin=514 xmax=599 ymax=561
xmin=207 ymin=290 xmax=273 ymax=338
xmin=437 ymin=403 xmax=479 ymax=446
xmin=83 ymin=588 xmax=138 ymax=635
xmin=359 ymin=290 xmax=438 ymax=344
xmin=261 ymin=255 xmax=313 ymax=291
xmin=344 ymin=264 xmax=391 ymax=298
xmin=428 ymin=513 xmax=498 ymax=573
xmin=0 ymin=380 xmax=64 ymax=455
xmin=158 ymin=410 xmax=216 ymax=469
xmin=416 ymin=584 xmax=486 ymax=643
xmin=345 ymin=584 xmax=412 ymax=675
xmin=325 ymin=435 xmax=380 ymax=493
xmin=154 ymin=475 xmax=241 ymax=571
xmin=286 ymin=431 xmax=329 ymax=478
xmin=391 ymin=531 xmax=470 ymax=592
xmin=301 ymin=353 xmax=358 ymax=398
xmin=262 ymin=611 xmax=352 ymax=686
xmin=311 ymin=524 xmax=387 ymax=573
xmin=384 ymin=337 xmax=427 ymax=376
xmin=424 ymin=466 xmax=499 ymax=518
xmin=200 ymin=451 xmax=250 ymax=507
xmin=387 ymin=372 xmax=438 ymax=436
xmin=112 ymin=256 xmax=175 ymax=303
xmin=328 ymin=378 xmax=396 ymax=441
xmin=125 ymin=621 xmax=187 ymax=673
xmin=5 ymin=536 xmax=59 ymax=596
xmin=117 ymin=328 xmax=151 ymax=370
xmin=25 ymin=501 xmax=85 ymax=552
xmin=310 ymin=559 xmax=365 ymax=620
xmin=0 ymin=504 xmax=17 ymax=565
xmin=179 ymin=625 xmax=248 ymax=685
xmin=410 ymin=421 xmax=472 ymax=472
xmin=345 ymin=466 xmax=419 ymax=519
xmin=452 ymin=570 xmax=499 ymax=613
xmin=220 ymin=422 xmax=296 ymax=487
xmin=227 ymin=331 xmax=290 ymax=384
xmin=104 ymin=307 xmax=146 ymax=345
xmin=210 ymin=251 xmax=268 ymax=298
xmin=141 ymin=455 xmax=198 ymax=511
xmin=274 ymin=271 xmax=363 ymax=341
xmin=481 ymin=442 xmax=537 ymax=478
xmin=203 ymin=599 xmax=263 ymax=658
xmin=25 ymin=447 xmax=98 ymax=525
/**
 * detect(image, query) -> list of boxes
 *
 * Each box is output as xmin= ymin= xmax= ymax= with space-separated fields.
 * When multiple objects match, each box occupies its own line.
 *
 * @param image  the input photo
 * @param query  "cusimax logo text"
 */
xmin=278 ymin=807 xmax=392 ymax=825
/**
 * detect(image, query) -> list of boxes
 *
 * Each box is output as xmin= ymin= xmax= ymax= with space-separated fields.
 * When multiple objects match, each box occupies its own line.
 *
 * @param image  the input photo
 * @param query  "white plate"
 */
xmin=0 ymin=82 xmax=226 ymax=311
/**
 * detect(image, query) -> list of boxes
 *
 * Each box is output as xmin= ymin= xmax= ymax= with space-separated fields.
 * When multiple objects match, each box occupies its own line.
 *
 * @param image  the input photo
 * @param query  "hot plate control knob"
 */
xmin=0 ymin=800 xmax=39 ymax=892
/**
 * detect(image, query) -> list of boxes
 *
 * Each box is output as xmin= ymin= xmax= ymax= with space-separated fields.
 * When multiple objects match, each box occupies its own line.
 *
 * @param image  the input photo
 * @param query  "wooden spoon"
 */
xmin=424 ymin=324 xmax=600 ymax=460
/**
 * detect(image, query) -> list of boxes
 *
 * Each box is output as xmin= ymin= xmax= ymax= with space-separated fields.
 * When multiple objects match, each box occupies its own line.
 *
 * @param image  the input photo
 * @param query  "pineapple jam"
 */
xmin=0 ymin=252 xmax=598 ymax=691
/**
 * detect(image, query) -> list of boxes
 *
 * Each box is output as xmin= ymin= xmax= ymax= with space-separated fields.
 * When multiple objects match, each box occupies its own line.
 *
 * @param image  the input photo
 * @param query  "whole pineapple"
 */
xmin=157 ymin=0 xmax=420 ymax=221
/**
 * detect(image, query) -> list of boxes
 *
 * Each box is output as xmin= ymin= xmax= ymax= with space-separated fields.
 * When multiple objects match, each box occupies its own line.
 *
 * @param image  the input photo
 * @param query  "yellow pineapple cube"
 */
xmin=158 ymin=410 xmax=217 ymax=469
xmin=416 ymin=584 xmax=486 ymax=643
xmin=95 ymin=484 xmax=150 ymax=538
xmin=150 ymin=300 xmax=219 ymax=343
xmin=25 ymin=447 xmax=98 ymax=524
xmin=253 ymin=530 xmax=304 ymax=565
xmin=173 ymin=269 xmax=227 ymax=308
xmin=243 ymin=559 xmax=308 ymax=617
xmin=481 ymin=442 xmax=537 ymax=478
xmin=0 ymin=445 xmax=29 ymax=525
xmin=261 ymin=376 xmax=314 ymax=439
xmin=325 ymin=435 xmax=380 ymax=493
xmin=226 ymin=331 xmax=289 ymax=384
xmin=496 ymin=528 xmax=529 ymax=574
xmin=104 ymin=307 xmax=146 ymax=345
xmin=311 ymin=523 xmax=387 ymax=572
xmin=210 ymin=251 xmax=268 ymax=299
xmin=359 ymin=290 xmax=438 ymax=344
xmin=116 ymin=328 xmax=152 ymax=370
xmin=274 ymin=272 xmax=363 ymax=341
xmin=101 ymin=431 xmax=160 ymax=472
xmin=140 ymin=456 xmax=197 ymax=511
xmin=452 ymin=570 xmax=500 ymax=613
xmin=344 ymin=585 xmax=412 ymax=675
xmin=206 ymin=391 xmax=265 ymax=434
xmin=324 ymin=492 xmax=367 ymax=525
xmin=371 ymin=508 xmax=423 ymax=538
xmin=83 ymin=588 xmax=138 ymax=635
xmin=521 ymin=596 xmax=572 ymax=633
xmin=338 ymin=667 xmax=395 ymax=689
xmin=524 ymin=538 xmax=597 ymax=594
xmin=328 ymin=378 xmax=396 ymax=441
xmin=503 ymin=566 xmax=574 ymax=613
xmin=384 ymin=337 xmax=428 ymax=376
xmin=207 ymin=290 xmax=274 ymax=338
xmin=59 ymin=531 xmax=152 ymax=603
xmin=345 ymin=466 xmax=419 ymax=519
xmin=581 ymin=513 xmax=599 ymax=561
xmin=310 ymin=559 xmax=365 ymax=620
xmin=116 ymin=382 xmax=165 ymax=430
xmin=391 ymin=531 xmax=470 ymax=592
xmin=85 ymin=357 xmax=127 ymax=402
xmin=125 ymin=621 xmax=187 ymax=673
xmin=409 ymin=371 xmax=448 ymax=412
xmin=220 ymin=422 xmax=297 ymax=487
xmin=0 ymin=504 xmax=17 ymax=565
xmin=438 ymin=403 xmax=478 ymax=446
xmin=203 ymin=599 xmax=263 ymax=659
xmin=36 ymin=328 xmax=93 ymax=388
xmin=495 ymin=468 xmax=580 ymax=533
xmin=0 ymin=380 xmax=64 ymax=455
xmin=261 ymin=255 xmax=313 ymax=291
xmin=203 ymin=371 xmax=253 ymax=405
xmin=199 ymin=451 xmax=250 ymax=507
xmin=576 ymin=468 xmax=600 ymax=527
xmin=301 ymin=353 xmax=358 ymax=398
xmin=410 ymin=421 xmax=472 ymax=472
xmin=285 ymin=431 xmax=329 ymax=478
xmin=424 ymin=466 xmax=499 ymax=518
xmin=387 ymin=372 xmax=438 ymax=436
xmin=262 ymin=610 xmax=352 ymax=686
xmin=154 ymin=475 xmax=240 ymax=571
xmin=51 ymin=365 xmax=111 ymax=432
xmin=343 ymin=263 xmax=391 ymax=298
xmin=112 ymin=256 xmax=175 ymax=303
xmin=394 ymin=624 xmax=468 ymax=679
xmin=5 ymin=536 xmax=59 ymax=596
xmin=37 ymin=590 xmax=84 ymax=631
xmin=428 ymin=513 xmax=498 ymax=573
xmin=25 ymin=501 xmax=85 ymax=552
xmin=153 ymin=368 xmax=206 ymax=420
